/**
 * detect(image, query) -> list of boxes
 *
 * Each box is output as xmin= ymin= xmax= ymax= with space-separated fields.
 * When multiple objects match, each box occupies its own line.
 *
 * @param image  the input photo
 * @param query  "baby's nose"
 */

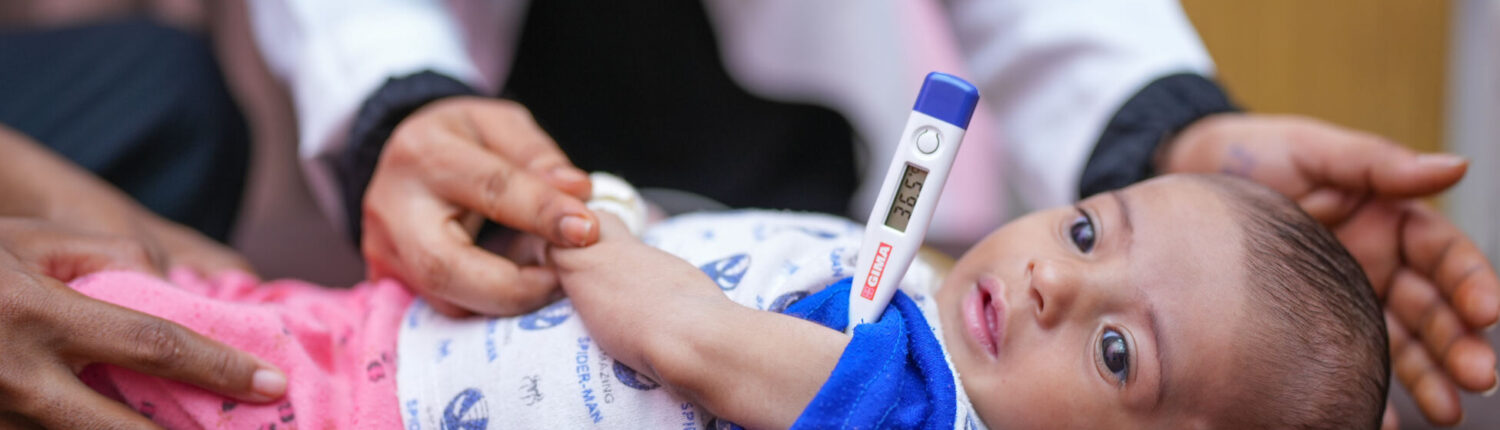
xmin=1027 ymin=259 xmax=1081 ymax=327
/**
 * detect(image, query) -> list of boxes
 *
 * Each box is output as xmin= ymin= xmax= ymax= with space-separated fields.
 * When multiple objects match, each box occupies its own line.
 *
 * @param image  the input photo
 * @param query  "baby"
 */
xmin=74 ymin=173 xmax=1388 ymax=429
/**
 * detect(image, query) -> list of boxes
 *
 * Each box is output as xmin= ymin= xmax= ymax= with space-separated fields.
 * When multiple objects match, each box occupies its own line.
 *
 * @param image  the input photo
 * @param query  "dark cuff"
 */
xmin=1078 ymin=73 xmax=1239 ymax=199
xmin=339 ymin=70 xmax=480 ymax=243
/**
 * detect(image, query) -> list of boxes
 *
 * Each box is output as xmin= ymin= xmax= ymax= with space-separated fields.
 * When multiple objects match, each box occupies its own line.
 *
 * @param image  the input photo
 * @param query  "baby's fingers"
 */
xmin=545 ymin=212 xmax=633 ymax=273
xmin=589 ymin=211 xmax=634 ymax=241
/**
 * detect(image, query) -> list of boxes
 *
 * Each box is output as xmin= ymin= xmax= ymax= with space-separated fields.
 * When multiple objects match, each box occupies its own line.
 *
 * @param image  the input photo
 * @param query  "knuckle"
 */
xmin=7 ymin=382 xmax=54 ymax=420
xmin=524 ymin=151 xmax=567 ymax=172
xmin=0 ymin=367 xmax=31 ymax=413
xmin=198 ymin=349 xmax=241 ymax=390
xmin=0 ymin=275 xmax=52 ymax=334
xmin=386 ymin=134 xmax=428 ymax=165
xmin=360 ymin=204 xmax=389 ymax=236
xmin=361 ymin=179 xmax=406 ymax=223
xmin=493 ymin=98 xmax=522 ymax=110
xmin=126 ymin=318 xmax=188 ymax=371
xmin=413 ymin=250 xmax=454 ymax=298
xmin=497 ymin=99 xmax=534 ymax=121
xmin=0 ymin=284 xmax=27 ymax=327
xmin=478 ymin=168 xmax=517 ymax=214
xmin=384 ymin=128 xmax=438 ymax=167
xmin=108 ymin=238 xmax=154 ymax=267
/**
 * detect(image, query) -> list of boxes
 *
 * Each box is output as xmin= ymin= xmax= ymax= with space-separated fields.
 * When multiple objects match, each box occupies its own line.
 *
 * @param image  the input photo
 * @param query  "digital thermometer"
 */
xmin=849 ymin=72 xmax=980 ymax=328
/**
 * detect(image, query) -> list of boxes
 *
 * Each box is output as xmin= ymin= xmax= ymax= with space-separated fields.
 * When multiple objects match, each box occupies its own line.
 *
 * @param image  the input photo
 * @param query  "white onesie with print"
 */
xmin=395 ymin=209 xmax=980 ymax=429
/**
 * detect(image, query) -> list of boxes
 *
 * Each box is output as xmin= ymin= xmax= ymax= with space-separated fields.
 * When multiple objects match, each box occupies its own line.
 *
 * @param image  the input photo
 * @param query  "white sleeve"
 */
xmin=247 ymin=0 xmax=486 ymax=230
xmin=945 ymin=0 xmax=1215 ymax=211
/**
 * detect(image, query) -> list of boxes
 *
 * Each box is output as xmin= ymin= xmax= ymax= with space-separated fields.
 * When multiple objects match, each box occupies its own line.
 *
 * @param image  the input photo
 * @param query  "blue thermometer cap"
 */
xmin=912 ymin=72 xmax=980 ymax=129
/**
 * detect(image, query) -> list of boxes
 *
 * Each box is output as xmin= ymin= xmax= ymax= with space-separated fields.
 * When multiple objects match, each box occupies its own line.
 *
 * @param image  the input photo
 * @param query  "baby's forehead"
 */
xmin=1119 ymin=175 xmax=1241 ymax=204
xmin=1128 ymin=174 xmax=1287 ymax=215
xmin=1115 ymin=177 xmax=1263 ymax=265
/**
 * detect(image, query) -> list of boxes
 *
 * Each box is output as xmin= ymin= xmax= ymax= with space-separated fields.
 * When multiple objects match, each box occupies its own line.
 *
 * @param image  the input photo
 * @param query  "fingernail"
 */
xmin=559 ymin=215 xmax=594 ymax=247
xmin=1417 ymin=153 xmax=1467 ymax=168
xmin=1485 ymin=372 xmax=1499 ymax=397
xmin=252 ymin=369 xmax=287 ymax=399
xmin=551 ymin=166 xmax=588 ymax=184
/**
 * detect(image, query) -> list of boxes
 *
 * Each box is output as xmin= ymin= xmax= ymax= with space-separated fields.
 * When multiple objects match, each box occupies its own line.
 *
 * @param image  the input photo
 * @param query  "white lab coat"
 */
xmin=247 ymin=0 xmax=1214 ymax=248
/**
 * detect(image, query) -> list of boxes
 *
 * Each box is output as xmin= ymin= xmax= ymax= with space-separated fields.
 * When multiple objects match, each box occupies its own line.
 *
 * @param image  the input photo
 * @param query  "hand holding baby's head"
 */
xmin=939 ymin=174 xmax=1386 ymax=429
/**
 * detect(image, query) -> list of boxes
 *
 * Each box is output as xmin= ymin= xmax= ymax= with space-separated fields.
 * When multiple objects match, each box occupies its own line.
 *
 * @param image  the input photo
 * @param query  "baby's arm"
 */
xmin=547 ymin=214 xmax=849 ymax=429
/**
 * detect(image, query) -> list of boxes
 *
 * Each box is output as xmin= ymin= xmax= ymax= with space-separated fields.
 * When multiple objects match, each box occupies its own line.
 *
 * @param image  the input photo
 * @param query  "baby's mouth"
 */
xmin=963 ymin=276 xmax=1007 ymax=359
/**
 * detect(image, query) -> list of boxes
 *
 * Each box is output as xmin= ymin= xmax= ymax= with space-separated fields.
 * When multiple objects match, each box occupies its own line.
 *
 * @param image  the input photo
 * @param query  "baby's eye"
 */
xmin=1099 ymin=329 xmax=1130 ymax=384
xmin=1069 ymin=208 xmax=1096 ymax=253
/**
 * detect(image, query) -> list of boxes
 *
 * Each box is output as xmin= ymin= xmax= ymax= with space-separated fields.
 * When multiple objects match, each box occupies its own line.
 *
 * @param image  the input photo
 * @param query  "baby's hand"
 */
xmin=549 ymin=211 xmax=848 ymax=430
xmin=547 ymin=170 xmax=658 ymax=280
xmin=547 ymin=211 xmax=686 ymax=286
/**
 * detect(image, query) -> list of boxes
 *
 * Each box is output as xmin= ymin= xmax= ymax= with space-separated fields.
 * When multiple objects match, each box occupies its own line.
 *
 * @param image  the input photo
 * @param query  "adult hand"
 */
xmin=0 ymin=218 xmax=286 ymax=429
xmin=43 ymin=207 xmax=252 ymax=280
xmin=1162 ymin=113 xmax=1499 ymax=427
xmin=0 ymin=125 xmax=252 ymax=279
xmin=362 ymin=97 xmax=596 ymax=317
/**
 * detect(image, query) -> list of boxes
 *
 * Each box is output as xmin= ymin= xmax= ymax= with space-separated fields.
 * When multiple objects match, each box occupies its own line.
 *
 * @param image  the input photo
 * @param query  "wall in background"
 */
xmin=1448 ymin=1 xmax=1499 ymax=268
xmin=1179 ymin=1 xmax=1448 ymax=154
xmin=1446 ymin=6 xmax=1500 ymax=428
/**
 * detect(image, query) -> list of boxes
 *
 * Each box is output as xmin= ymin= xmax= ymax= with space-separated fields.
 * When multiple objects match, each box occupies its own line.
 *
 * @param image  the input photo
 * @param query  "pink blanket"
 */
xmin=74 ymin=270 xmax=412 ymax=429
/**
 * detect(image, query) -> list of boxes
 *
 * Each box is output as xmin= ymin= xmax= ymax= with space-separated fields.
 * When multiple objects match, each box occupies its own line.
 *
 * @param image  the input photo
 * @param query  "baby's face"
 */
xmin=935 ymin=175 xmax=1253 ymax=428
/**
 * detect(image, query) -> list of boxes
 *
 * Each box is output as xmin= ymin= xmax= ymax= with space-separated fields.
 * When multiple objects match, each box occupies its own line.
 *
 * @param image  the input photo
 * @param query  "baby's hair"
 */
xmin=1197 ymin=174 xmax=1389 ymax=429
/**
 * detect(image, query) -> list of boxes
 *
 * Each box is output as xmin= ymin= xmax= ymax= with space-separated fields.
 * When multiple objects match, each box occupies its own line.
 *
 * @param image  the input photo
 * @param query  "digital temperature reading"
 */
xmin=883 ymin=164 xmax=928 ymax=232
xmin=849 ymin=71 xmax=978 ymax=329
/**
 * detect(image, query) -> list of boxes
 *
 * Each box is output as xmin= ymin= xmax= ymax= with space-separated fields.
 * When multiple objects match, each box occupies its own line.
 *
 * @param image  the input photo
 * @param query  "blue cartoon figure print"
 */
xmin=441 ymin=388 xmax=489 ymax=430
xmin=518 ymin=299 xmax=574 ymax=330
xmin=709 ymin=418 xmax=744 ymax=430
xmin=613 ymin=360 xmax=662 ymax=391
xmin=700 ymin=253 xmax=751 ymax=290
xmin=767 ymin=290 xmax=810 ymax=314
xmin=788 ymin=226 xmax=840 ymax=240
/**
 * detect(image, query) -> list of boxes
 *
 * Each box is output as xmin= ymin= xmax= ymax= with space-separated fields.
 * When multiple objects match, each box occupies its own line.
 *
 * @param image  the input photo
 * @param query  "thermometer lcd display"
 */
xmin=883 ymin=164 xmax=928 ymax=232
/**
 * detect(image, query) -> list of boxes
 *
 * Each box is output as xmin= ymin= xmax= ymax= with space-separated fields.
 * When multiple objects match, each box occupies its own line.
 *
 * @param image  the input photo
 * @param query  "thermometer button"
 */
xmin=915 ymin=127 xmax=941 ymax=154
